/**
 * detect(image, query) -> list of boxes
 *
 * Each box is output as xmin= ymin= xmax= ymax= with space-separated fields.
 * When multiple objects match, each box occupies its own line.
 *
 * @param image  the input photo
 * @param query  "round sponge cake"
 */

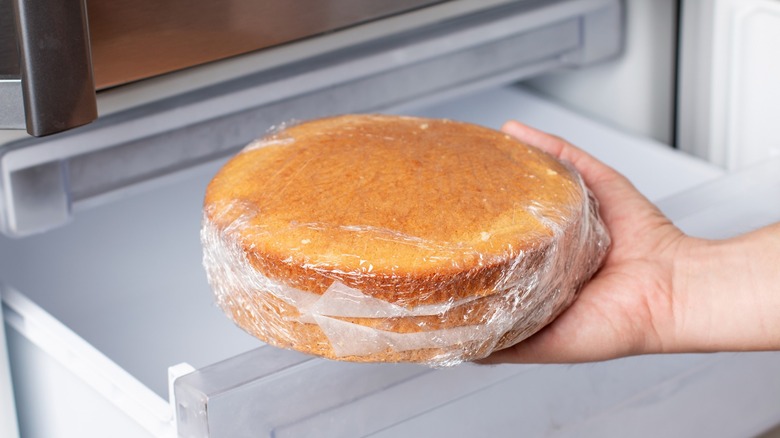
xmin=201 ymin=114 xmax=609 ymax=365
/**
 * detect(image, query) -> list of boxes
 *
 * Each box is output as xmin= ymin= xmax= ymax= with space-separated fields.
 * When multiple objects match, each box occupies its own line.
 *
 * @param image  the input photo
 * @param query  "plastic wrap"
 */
xmin=201 ymin=115 xmax=609 ymax=367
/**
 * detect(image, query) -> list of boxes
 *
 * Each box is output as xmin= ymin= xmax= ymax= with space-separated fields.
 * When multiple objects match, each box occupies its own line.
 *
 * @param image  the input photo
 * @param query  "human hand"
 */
xmin=481 ymin=121 xmax=691 ymax=363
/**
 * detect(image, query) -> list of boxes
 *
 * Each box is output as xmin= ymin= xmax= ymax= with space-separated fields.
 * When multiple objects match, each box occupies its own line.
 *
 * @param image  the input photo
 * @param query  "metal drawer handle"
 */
xmin=2 ymin=0 xmax=97 ymax=136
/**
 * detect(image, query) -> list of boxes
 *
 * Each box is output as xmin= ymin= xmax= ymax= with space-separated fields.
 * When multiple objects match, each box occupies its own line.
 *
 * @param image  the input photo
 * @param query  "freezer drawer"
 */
xmin=8 ymin=87 xmax=780 ymax=438
xmin=0 ymin=302 xmax=17 ymax=437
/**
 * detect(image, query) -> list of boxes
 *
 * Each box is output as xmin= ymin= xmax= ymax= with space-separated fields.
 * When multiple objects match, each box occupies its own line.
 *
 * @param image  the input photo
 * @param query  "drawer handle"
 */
xmin=5 ymin=0 xmax=97 ymax=136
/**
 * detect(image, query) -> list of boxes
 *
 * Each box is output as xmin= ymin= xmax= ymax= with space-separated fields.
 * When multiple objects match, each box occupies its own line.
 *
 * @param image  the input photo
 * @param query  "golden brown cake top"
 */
xmin=204 ymin=114 xmax=583 ymax=283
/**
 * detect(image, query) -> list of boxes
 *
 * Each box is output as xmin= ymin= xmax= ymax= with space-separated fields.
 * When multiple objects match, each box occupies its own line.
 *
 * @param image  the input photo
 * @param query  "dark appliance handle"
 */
xmin=10 ymin=0 xmax=97 ymax=136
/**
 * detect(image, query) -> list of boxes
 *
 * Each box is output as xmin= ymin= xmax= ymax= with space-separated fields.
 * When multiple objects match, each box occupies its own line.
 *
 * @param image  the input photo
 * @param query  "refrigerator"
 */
xmin=2 ymin=0 xmax=779 ymax=436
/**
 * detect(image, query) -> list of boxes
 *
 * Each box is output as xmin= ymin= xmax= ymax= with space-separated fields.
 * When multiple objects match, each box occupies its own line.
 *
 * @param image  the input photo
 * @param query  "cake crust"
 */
xmin=202 ymin=114 xmax=609 ymax=365
xmin=204 ymin=115 xmax=583 ymax=306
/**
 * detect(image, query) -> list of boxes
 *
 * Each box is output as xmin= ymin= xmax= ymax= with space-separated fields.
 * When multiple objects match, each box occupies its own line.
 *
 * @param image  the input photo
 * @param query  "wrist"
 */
xmin=668 ymin=236 xmax=714 ymax=353
xmin=670 ymin=226 xmax=780 ymax=353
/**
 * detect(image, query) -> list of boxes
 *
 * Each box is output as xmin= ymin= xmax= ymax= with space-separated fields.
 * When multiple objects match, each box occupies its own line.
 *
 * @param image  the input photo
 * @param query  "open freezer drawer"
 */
xmin=4 ymin=86 xmax=779 ymax=438
xmin=174 ymin=90 xmax=780 ymax=437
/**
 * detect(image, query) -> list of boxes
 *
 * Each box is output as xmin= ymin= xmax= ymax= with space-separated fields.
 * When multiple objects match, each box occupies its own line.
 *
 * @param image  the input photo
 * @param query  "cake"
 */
xmin=201 ymin=114 xmax=609 ymax=366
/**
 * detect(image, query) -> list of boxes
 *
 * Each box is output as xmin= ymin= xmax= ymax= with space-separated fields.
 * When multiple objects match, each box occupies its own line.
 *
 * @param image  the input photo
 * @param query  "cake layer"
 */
xmin=204 ymin=115 xmax=584 ymax=306
xmin=202 ymin=115 xmax=609 ymax=365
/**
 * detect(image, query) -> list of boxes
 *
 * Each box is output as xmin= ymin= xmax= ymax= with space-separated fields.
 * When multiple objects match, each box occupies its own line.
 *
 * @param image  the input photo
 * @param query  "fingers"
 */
xmin=476 ymin=283 xmax=650 ymax=365
xmin=501 ymin=120 xmax=570 ymax=158
xmin=501 ymin=120 xmax=648 ymax=227
xmin=476 ymin=332 xmax=558 ymax=365
xmin=477 ymin=320 xmax=621 ymax=365
xmin=501 ymin=120 xmax=612 ymax=190
xmin=476 ymin=327 xmax=603 ymax=365
xmin=477 ymin=333 xmax=626 ymax=365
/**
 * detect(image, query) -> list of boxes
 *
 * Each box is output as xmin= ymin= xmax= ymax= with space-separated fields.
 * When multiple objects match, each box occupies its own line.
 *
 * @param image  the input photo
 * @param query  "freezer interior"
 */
xmin=3 ymin=85 xmax=780 ymax=437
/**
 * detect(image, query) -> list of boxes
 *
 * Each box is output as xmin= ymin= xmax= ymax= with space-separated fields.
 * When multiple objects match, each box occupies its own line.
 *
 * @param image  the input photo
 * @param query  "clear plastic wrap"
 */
xmin=201 ymin=115 xmax=610 ymax=367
